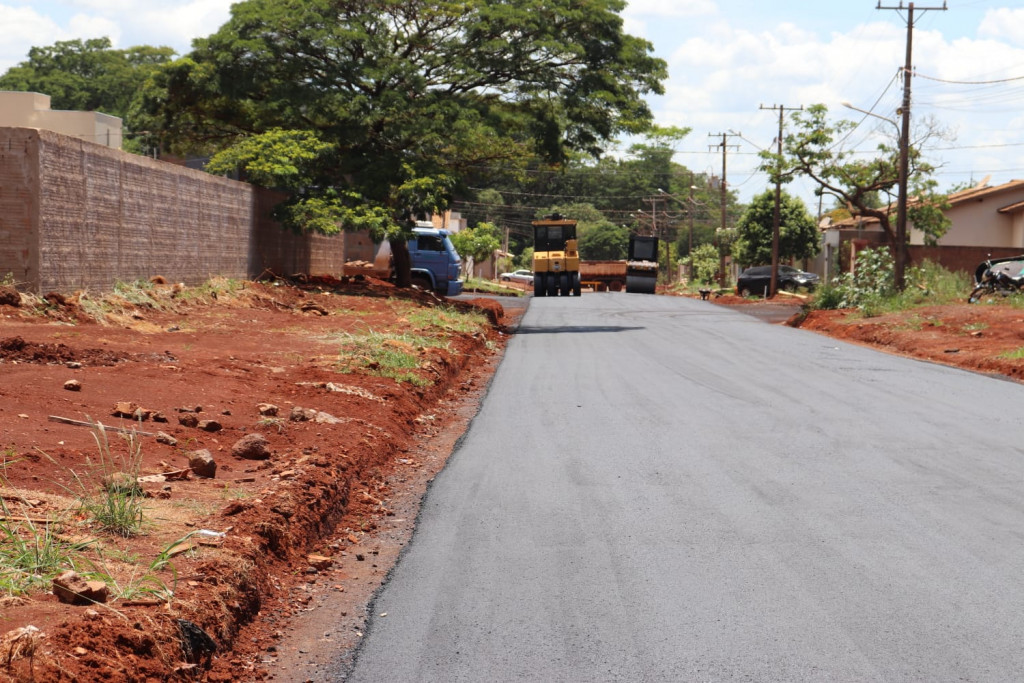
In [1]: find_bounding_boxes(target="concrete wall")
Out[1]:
[0,128,39,287]
[0,127,345,293]
[0,91,123,149]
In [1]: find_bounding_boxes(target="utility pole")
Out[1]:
[759,104,802,297]
[877,1,947,290]
[709,132,740,287]
[689,174,695,284]
[644,195,667,280]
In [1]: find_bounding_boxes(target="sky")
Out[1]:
[3,0,1024,210]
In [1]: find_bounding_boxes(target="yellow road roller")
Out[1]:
[532,215,582,297]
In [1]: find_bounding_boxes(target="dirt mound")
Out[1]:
[0,286,20,307]
[0,336,138,366]
[794,303,1024,382]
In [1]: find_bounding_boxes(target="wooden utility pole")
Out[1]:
[709,132,740,287]
[759,104,802,297]
[876,1,947,290]
[688,175,695,283]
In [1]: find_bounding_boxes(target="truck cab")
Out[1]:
[408,225,463,296]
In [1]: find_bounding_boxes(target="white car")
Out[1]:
[500,269,534,285]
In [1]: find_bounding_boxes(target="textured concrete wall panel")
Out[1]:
[0,128,39,288]
[252,188,345,277]
[37,131,93,290]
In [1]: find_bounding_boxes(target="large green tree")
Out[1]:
[0,37,174,126]
[733,189,819,267]
[450,221,501,278]
[578,221,628,260]
[137,0,665,284]
[763,104,950,286]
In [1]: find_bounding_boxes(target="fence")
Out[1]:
[0,127,344,293]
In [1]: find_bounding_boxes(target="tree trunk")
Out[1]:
[390,237,412,288]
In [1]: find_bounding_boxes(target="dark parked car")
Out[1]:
[736,265,820,297]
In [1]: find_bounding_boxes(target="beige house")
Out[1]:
[910,179,1024,248]
[0,91,122,149]
[817,179,1024,278]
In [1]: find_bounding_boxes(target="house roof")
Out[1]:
[997,199,1024,215]
[948,178,1024,206]
[821,178,1024,230]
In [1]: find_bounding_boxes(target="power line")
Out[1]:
[909,70,1024,85]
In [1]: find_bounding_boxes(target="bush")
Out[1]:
[813,249,971,313]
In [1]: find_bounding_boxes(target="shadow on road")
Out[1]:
[515,325,645,334]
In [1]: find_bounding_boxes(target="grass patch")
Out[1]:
[41,423,149,538]
[998,347,1024,360]
[0,516,89,596]
[113,279,160,306]
[406,305,489,334]
[257,417,286,433]
[465,277,523,296]
[220,484,252,500]
[1,448,88,595]
[84,533,193,602]
[335,331,439,387]
[327,301,485,386]
[172,276,245,304]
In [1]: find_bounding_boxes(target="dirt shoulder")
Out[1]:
[0,277,518,682]
[791,301,1024,383]
[706,292,1024,384]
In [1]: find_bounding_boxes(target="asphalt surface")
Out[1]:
[344,292,1024,681]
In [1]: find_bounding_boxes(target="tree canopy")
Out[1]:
[450,221,501,277]
[733,189,819,267]
[0,37,175,120]
[763,104,950,254]
[578,221,629,260]
[137,0,667,249]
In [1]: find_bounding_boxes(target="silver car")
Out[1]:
[500,269,534,285]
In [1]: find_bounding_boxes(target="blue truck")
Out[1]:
[344,224,464,296]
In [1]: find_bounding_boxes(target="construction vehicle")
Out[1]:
[579,260,627,292]
[532,215,582,297]
[343,223,463,296]
[625,235,659,294]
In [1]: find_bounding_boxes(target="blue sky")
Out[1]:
[3,1,1024,208]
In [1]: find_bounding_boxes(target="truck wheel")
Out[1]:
[411,274,432,292]
[558,273,569,296]
[547,274,558,297]
[534,274,546,297]
[572,273,582,296]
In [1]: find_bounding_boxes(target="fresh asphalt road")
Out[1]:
[345,293,1024,682]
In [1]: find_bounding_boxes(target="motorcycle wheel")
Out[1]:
[968,285,1011,304]
[968,285,990,304]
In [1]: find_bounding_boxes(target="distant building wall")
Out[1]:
[0,127,345,293]
[0,91,123,149]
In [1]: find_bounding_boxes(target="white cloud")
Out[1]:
[624,0,717,19]
[0,5,65,68]
[67,12,121,45]
[114,0,237,51]
[978,8,1024,46]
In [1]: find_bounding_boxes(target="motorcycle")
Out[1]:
[968,255,1024,303]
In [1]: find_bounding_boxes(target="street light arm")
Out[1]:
[840,100,900,134]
